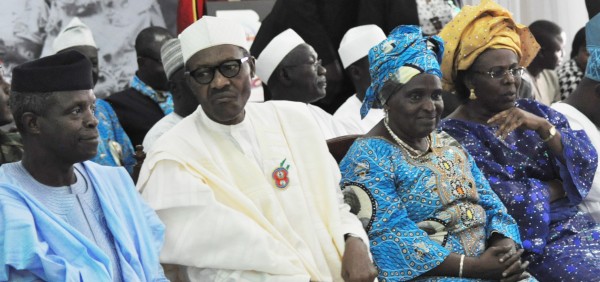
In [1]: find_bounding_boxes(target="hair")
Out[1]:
[571,27,587,59]
[379,79,404,107]
[529,20,563,42]
[135,26,173,57]
[453,70,471,103]
[10,90,57,133]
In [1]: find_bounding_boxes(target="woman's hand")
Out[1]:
[487,107,549,140]
[545,179,567,202]
[466,245,528,281]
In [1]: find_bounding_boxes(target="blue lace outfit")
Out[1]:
[339,131,521,281]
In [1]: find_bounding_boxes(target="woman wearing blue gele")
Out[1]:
[339,24,533,282]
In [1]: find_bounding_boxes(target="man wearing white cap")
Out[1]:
[256,28,362,138]
[334,25,387,133]
[142,38,198,152]
[137,16,376,282]
[53,17,136,175]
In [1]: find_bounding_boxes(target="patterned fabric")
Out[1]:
[556,59,583,100]
[586,13,600,82]
[415,0,460,35]
[130,75,173,115]
[339,131,521,281]
[91,99,135,174]
[440,99,600,281]
[361,25,444,118]
[438,0,539,92]
[0,130,23,165]
[586,49,600,83]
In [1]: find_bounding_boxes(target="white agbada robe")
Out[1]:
[307,104,362,138]
[552,102,600,222]
[137,100,368,282]
[334,94,384,133]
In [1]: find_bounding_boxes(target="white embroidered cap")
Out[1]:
[53,17,97,53]
[255,29,305,84]
[338,25,386,69]
[179,16,248,64]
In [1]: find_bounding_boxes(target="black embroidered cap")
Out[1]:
[11,50,93,92]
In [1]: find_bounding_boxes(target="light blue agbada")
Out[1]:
[0,161,167,281]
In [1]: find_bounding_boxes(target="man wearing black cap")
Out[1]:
[0,51,167,281]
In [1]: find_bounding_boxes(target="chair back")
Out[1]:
[327,134,362,163]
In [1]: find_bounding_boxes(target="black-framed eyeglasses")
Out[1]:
[186,57,249,84]
[472,67,525,79]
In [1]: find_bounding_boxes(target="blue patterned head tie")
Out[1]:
[586,13,600,82]
[360,25,444,118]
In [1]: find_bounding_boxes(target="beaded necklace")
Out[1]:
[383,118,431,158]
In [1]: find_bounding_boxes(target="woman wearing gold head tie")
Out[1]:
[339,25,532,282]
[439,0,600,280]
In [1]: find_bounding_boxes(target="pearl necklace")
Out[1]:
[383,118,431,158]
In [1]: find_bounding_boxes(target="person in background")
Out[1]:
[0,74,23,165]
[53,17,136,174]
[0,50,167,281]
[334,25,386,133]
[556,27,588,99]
[552,14,600,222]
[255,28,362,138]
[339,24,531,282]
[251,0,360,114]
[138,16,376,281]
[357,0,461,35]
[522,20,565,105]
[106,27,174,147]
[439,0,600,280]
[143,38,198,152]
[7,0,165,97]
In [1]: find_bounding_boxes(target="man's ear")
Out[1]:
[167,80,179,98]
[276,68,294,86]
[248,56,256,78]
[348,65,361,81]
[21,112,41,135]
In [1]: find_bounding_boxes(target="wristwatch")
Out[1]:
[542,125,557,142]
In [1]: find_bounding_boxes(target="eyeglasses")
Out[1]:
[186,57,249,84]
[472,67,525,79]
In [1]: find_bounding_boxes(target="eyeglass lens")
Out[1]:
[190,58,247,84]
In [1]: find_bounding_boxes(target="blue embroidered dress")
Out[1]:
[339,131,521,281]
[91,99,135,174]
[440,99,600,281]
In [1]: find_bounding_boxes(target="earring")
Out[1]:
[469,88,477,100]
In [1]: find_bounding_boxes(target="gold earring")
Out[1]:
[469,88,477,100]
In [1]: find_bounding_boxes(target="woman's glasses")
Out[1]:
[472,67,525,79]
[186,57,249,84]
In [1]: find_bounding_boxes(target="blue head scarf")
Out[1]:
[360,25,444,118]
[586,13,600,82]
